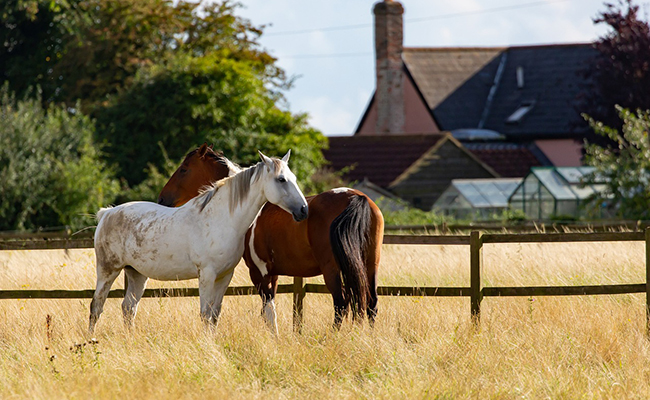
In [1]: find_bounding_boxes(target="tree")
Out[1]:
[580,0,650,130]
[94,52,326,188]
[0,84,120,231]
[0,0,69,102]
[1,0,286,110]
[1,0,327,216]
[583,106,650,219]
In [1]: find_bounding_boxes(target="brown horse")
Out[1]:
[158,144,384,332]
[156,143,240,207]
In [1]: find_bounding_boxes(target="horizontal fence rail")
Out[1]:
[385,220,650,233]
[1,229,649,334]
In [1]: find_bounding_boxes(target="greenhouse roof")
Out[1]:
[517,167,606,201]
[449,178,522,208]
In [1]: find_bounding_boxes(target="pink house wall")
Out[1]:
[534,139,583,167]
[357,75,439,135]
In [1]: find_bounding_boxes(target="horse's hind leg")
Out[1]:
[122,266,149,328]
[89,264,122,334]
[367,272,378,326]
[366,226,382,327]
[322,263,348,330]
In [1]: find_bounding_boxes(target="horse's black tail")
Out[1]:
[330,194,372,321]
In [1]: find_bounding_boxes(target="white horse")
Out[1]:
[89,151,308,333]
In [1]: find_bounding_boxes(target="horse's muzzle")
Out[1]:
[292,204,308,222]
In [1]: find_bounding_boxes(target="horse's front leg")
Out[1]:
[198,266,235,326]
[261,275,280,335]
[250,266,279,335]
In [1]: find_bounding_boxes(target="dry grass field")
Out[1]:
[1,240,650,399]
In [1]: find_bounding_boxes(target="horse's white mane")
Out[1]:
[223,157,242,175]
[195,159,282,213]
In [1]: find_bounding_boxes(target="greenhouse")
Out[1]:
[433,178,522,219]
[508,167,608,220]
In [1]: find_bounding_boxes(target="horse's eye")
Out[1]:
[180,168,188,174]
[277,176,286,183]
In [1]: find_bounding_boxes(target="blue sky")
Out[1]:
[236,0,616,136]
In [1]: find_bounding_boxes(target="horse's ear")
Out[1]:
[282,149,291,163]
[199,143,208,157]
[258,150,272,168]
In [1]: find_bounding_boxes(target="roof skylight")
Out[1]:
[506,101,535,124]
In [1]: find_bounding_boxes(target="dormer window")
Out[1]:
[506,101,535,124]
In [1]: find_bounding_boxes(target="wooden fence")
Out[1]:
[385,220,650,233]
[1,230,649,334]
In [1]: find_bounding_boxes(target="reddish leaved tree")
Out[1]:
[580,0,650,131]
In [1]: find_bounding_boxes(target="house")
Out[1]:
[433,178,523,219]
[323,0,597,210]
[324,133,498,210]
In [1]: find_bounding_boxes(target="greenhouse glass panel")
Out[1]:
[475,182,507,207]
[494,180,522,197]
[556,167,591,184]
[533,168,576,200]
[449,195,472,210]
[511,200,523,212]
[540,186,555,218]
[434,189,462,208]
[523,175,540,200]
[556,200,578,217]
[556,167,597,184]
[568,183,596,199]
[455,182,491,207]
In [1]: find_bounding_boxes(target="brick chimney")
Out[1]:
[373,0,404,134]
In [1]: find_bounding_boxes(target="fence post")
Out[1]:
[645,228,650,338]
[293,276,305,333]
[470,230,484,323]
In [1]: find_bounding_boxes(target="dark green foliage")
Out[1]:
[94,53,326,188]
[0,0,68,102]
[1,0,285,108]
[0,0,327,229]
[584,107,650,219]
[0,85,120,230]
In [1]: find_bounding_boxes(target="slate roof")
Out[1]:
[400,43,597,139]
[482,44,596,138]
[403,47,503,129]
[324,134,445,187]
[464,142,550,178]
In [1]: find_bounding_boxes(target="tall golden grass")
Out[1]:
[1,241,650,399]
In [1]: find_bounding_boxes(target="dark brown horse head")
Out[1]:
[158,143,240,207]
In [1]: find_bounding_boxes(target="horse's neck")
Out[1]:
[204,176,267,236]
